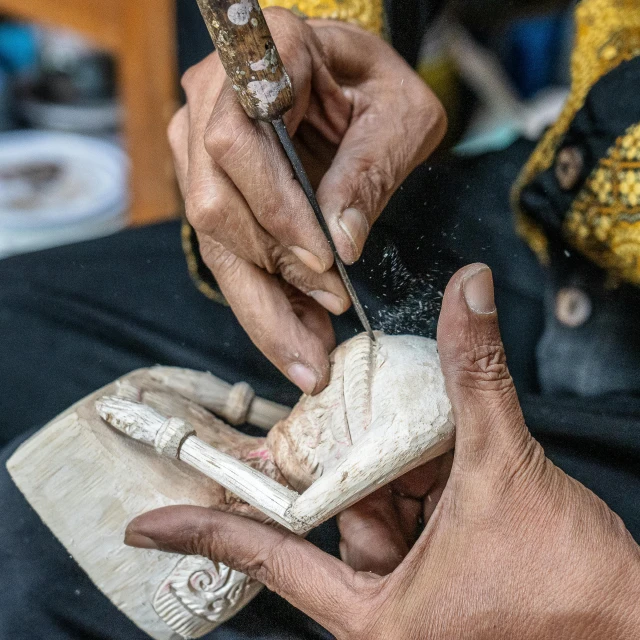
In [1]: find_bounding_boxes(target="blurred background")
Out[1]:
[0,0,574,260]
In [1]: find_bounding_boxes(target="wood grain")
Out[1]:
[195,0,294,121]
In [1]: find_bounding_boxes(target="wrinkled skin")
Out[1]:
[169,8,446,395]
[127,265,640,639]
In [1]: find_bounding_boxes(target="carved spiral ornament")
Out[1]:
[153,555,262,638]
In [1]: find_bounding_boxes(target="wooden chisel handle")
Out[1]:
[194,0,294,121]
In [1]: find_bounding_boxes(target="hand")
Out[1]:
[169,8,446,395]
[126,264,640,639]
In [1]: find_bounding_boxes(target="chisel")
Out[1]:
[194,0,376,341]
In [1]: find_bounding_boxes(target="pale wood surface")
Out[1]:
[0,0,180,225]
[7,369,276,639]
[97,335,455,535]
[7,334,456,637]
[150,367,291,429]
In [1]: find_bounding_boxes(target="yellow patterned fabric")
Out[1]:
[181,220,228,304]
[259,0,384,35]
[512,0,640,276]
[565,123,640,284]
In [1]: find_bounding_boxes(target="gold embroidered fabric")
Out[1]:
[259,0,384,35]
[565,123,640,284]
[181,220,228,305]
[512,0,640,272]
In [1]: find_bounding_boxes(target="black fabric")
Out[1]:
[520,393,640,538]
[1,141,639,640]
[0,223,300,445]
[535,252,640,396]
[384,0,444,67]
[177,0,214,75]
[515,55,640,397]
[518,56,640,236]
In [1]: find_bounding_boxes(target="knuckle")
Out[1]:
[191,528,216,558]
[456,343,513,392]
[432,99,448,135]
[351,155,396,213]
[180,54,214,95]
[263,7,313,80]
[263,6,306,45]
[417,98,447,153]
[364,160,396,197]
[185,191,219,233]
[259,243,285,275]
[276,251,306,283]
[200,240,239,280]
[180,64,199,94]
[204,118,252,166]
[245,535,290,588]
[245,234,282,274]
[263,5,298,20]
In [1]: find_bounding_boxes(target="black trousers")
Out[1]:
[1,141,639,639]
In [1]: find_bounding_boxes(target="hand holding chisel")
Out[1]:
[194,0,375,339]
[173,4,445,392]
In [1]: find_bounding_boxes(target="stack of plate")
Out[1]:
[0,131,128,258]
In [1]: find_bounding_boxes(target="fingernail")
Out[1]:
[287,363,318,395]
[308,290,345,315]
[124,531,160,550]
[290,246,326,274]
[338,208,369,263]
[463,267,496,314]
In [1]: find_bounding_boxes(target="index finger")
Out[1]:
[200,236,334,394]
[204,82,335,273]
[126,506,373,637]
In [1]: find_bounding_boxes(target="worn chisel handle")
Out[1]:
[195,0,294,121]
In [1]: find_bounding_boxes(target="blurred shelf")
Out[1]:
[0,0,181,225]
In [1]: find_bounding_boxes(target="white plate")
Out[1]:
[0,130,128,230]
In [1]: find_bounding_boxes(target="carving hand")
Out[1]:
[170,7,446,395]
[125,264,640,639]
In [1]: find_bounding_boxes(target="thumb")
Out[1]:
[312,29,446,265]
[125,506,367,636]
[317,101,446,265]
[315,114,388,265]
[436,264,529,473]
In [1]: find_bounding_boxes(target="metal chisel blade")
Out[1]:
[272,118,376,342]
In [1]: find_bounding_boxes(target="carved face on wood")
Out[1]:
[267,333,454,493]
[11,332,455,640]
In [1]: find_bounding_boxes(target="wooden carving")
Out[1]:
[153,555,263,638]
[7,332,455,639]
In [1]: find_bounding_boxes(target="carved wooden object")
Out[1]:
[7,333,455,639]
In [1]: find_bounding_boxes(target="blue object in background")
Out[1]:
[0,67,10,130]
[502,13,572,99]
[0,23,38,73]
[0,22,38,130]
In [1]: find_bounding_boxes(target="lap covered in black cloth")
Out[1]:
[0,221,339,640]
[0,141,638,639]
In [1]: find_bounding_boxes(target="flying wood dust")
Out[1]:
[374,243,443,337]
